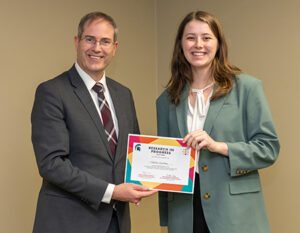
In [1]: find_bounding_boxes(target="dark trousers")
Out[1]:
[107,210,120,233]
[193,173,210,233]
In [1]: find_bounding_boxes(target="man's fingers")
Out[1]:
[134,199,141,206]
[138,189,157,198]
[133,184,155,191]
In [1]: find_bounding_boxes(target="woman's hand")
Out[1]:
[183,130,229,156]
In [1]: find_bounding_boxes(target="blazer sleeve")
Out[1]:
[227,80,280,177]
[31,81,107,210]
[156,92,169,226]
[156,91,169,137]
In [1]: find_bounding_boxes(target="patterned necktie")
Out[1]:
[93,83,118,157]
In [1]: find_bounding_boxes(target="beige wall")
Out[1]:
[0,0,299,233]
[156,1,300,233]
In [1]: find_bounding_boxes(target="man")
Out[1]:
[31,12,156,233]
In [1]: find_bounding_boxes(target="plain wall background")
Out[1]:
[0,0,298,232]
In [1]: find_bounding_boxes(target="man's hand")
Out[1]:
[112,183,157,206]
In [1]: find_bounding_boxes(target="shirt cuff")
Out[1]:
[101,183,115,204]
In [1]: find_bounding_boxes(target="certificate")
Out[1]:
[124,134,196,193]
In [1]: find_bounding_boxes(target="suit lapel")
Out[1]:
[176,85,189,137]
[176,83,227,137]
[106,78,126,163]
[68,66,113,160]
[203,91,226,134]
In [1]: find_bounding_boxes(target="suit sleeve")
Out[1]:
[156,93,169,226]
[31,82,107,210]
[227,80,280,177]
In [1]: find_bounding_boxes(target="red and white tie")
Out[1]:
[93,83,117,157]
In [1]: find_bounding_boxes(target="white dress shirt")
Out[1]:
[187,83,214,173]
[75,63,116,204]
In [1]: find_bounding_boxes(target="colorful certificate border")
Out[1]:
[124,134,196,194]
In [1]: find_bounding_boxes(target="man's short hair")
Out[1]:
[77,11,118,42]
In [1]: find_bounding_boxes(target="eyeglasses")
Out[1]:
[81,36,114,47]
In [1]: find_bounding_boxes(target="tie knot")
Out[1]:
[93,82,104,93]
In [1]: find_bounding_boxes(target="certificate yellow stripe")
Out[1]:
[151,138,182,147]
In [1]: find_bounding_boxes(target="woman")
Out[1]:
[156,11,280,233]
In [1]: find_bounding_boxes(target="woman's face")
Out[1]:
[181,20,218,71]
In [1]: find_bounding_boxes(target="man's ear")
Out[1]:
[114,41,119,49]
[74,36,79,49]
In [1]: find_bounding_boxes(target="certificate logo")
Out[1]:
[182,148,189,156]
[134,144,141,152]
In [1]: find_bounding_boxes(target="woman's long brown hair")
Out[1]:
[167,11,241,106]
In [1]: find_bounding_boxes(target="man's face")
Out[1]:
[74,18,118,81]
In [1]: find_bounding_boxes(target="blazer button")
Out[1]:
[203,192,211,199]
[202,165,208,172]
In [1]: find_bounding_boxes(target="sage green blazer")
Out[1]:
[156,74,280,233]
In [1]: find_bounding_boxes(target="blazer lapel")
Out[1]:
[68,66,113,159]
[176,85,189,137]
[203,92,226,134]
[106,78,126,163]
[176,83,227,136]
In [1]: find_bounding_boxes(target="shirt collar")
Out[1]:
[75,62,108,91]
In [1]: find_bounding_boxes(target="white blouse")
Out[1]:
[187,83,214,173]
